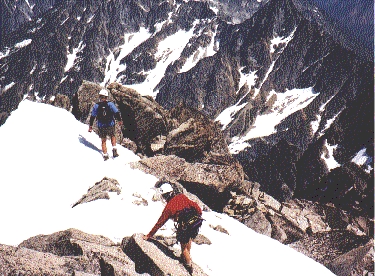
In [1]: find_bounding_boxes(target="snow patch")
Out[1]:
[60,76,68,84]
[138,3,148,12]
[60,17,69,25]
[29,64,37,75]
[318,110,343,138]
[25,0,31,8]
[102,27,152,87]
[321,139,340,171]
[154,12,173,33]
[65,41,86,72]
[180,24,218,73]
[310,114,321,135]
[122,22,199,97]
[270,27,296,54]
[229,87,318,153]
[352,148,373,173]
[2,82,15,93]
[215,69,257,131]
[319,95,335,112]
[229,137,251,154]
[210,5,219,14]
[238,68,257,93]
[310,95,338,136]
[27,27,37,33]
[15,39,32,48]
[0,49,10,60]
[87,14,95,23]
[216,102,247,130]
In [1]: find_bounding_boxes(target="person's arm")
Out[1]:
[145,206,171,240]
[88,104,98,132]
[109,102,123,125]
[89,116,95,127]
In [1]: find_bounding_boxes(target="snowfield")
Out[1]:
[0,100,335,276]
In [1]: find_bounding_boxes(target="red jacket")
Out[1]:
[148,194,202,237]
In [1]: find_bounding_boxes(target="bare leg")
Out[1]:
[111,135,116,147]
[101,138,107,154]
[181,239,192,265]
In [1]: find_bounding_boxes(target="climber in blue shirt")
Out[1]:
[88,89,123,160]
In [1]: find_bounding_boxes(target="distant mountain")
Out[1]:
[308,0,373,61]
[1,0,64,36]
[0,0,372,220]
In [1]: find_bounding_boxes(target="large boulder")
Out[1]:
[71,80,112,123]
[107,82,175,155]
[131,155,244,211]
[50,93,71,111]
[222,189,304,244]
[5,228,143,276]
[222,181,372,248]
[326,240,374,276]
[122,233,208,276]
[0,243,76,276]
[289,231,372,276]
[72,177,121,208]
[165,103,233,165]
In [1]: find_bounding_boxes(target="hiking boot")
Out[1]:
[183,263,193,275]
[103,154,109,161]
[112,148,119,158]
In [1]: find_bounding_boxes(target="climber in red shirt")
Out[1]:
[143,182,203,275]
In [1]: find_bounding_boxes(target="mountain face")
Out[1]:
[1,0,64,36]
[0,0,373,221]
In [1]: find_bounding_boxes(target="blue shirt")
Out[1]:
[91,101,119,128]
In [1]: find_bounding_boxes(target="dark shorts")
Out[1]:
[176,226,200,244]
[98,126,115,139]
[175,208,203,244]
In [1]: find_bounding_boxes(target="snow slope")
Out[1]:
[0,100,334,276]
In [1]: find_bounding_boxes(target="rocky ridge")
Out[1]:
[2,81,371,275]
[0,0,373,274]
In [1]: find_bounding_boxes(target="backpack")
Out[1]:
[175,207,204,232]
[96,101,113,123]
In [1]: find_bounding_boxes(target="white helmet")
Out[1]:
[99,89,109,97]
[159,183,173,194]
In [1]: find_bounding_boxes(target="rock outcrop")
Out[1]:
[1,228,142,276]
[0,229,210,276]
[72,177,121,208]
[131,155,244,211]
[289,233,373,276]
[71,81,111,123]
[50,94,71,111]
[107,82,175,155]
[122,233,209,276]
[166,103,234,165]
[223,181,374,248]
